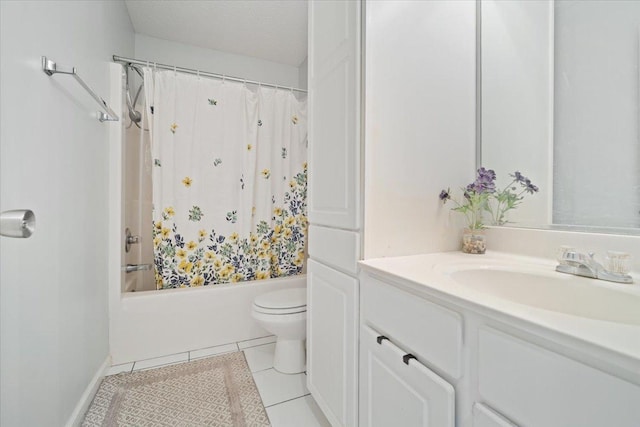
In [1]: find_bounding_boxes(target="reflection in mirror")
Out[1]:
[480,0,640,234]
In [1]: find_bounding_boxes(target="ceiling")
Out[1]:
[125,0,308,67]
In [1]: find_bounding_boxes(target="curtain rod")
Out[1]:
[112,55,308,94]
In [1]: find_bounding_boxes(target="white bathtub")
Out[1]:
[109,275,306,364]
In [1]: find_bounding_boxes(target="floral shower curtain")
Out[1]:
[143,69,307,289]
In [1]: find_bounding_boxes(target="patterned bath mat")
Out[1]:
[82,351,270,427]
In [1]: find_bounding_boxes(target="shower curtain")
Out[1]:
[143,69,307,289]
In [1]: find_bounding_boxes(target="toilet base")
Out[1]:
[273,338,306,374]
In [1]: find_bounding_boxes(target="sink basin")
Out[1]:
[444,265,640,325]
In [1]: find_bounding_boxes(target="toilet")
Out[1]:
[251,287,307,374]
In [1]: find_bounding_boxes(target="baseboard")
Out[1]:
[65,355,111,427]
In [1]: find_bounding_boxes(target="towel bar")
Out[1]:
[42,56,119,122]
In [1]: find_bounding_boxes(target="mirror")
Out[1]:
[480,0,640,235]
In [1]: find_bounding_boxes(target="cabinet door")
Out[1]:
[308,0,361,230]
[360,325,455,427]
[478,327,640,427]
[307,260,359,426]
[473,403,518,427]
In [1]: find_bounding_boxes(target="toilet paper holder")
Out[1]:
[0,210,36,238]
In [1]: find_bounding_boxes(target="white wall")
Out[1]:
[298,56,308,90]
[481,0,553,226]
[364,0,477,259]
[553,0,640,229]
[0,1,134,426]
[134,34,302,88]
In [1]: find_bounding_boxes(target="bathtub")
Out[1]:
[109,275,306,364]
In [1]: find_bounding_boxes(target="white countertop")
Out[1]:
[359,251,640,376]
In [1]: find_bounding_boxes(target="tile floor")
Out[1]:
[106,336,330,427]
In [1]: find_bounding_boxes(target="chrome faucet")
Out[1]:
[556,250,633,284]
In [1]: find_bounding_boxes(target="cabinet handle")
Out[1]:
[376,335,389,345]
[402,353,417,365]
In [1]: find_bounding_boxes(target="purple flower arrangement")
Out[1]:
[440,168,538,229]
[487,170,539,226]
[439,167,496,230]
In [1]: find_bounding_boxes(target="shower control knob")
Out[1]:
[125,228,140,252]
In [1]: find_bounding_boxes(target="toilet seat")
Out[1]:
[253,288,307,315]
[253,305,306,315]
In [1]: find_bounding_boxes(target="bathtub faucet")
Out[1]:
[124,263,153,273]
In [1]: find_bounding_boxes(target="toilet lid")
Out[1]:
[254,288,307,310]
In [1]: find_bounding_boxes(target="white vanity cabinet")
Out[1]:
[472,403,517,427]
[477,328,640,427]
[360,273,460,427]
[359,267,640,427]
[359,325,455,427]
[360,274,463,379]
